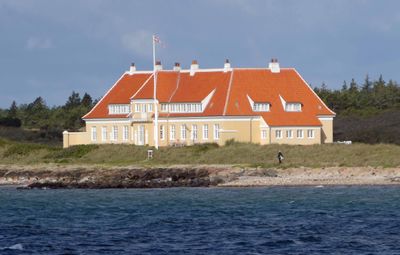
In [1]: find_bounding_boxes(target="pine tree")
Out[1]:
[7,101,18,118]
[81,93,93,108]
[65,91,81,109]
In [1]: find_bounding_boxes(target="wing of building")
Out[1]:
[63,59,335,148]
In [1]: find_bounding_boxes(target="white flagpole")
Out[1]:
[153,35,159,149]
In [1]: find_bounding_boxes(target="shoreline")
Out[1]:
[1,164,400,189]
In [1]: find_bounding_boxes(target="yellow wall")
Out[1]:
[319,118,333,143]
[64,117,333,148]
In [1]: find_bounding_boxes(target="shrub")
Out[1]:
[0,117,22,127]
[224,139,236,146]
[3,143,47,157]
[48,144,98,159]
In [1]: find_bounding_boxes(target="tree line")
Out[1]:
[0,92,97,140]
[313,75,400,116]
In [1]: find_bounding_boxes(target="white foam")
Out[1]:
[3,244,24,250]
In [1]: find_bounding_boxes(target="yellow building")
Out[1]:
[63,59,335,148]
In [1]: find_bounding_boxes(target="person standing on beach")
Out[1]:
[277,151,284,164]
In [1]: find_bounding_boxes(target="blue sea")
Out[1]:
[1,186,400,255]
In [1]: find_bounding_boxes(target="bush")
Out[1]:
[193,143,219,153]
[0,117,22,127]
[224,139,236,146]
[48,144,98,159]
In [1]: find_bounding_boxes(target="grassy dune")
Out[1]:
[0,138,399,168]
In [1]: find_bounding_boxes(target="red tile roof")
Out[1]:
[83,68,335,126]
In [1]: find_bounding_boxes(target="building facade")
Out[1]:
[63,59,335,148]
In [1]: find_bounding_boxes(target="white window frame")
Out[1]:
[307,129,315,139]
[297,129,304,139]
[108,104,130,115]
[203,124,208,140]
[91,126,97,142]
[276,130,282,139]
[101,127,107,141]
[170,125,176,140]
[192,124,198,141]
[161,104,167,112]
[285,103,302,112]
[123,125,129,141]
[213,124,220,140]
[253,103,270,112]
[261,130,267,140]
[111,126,118,141]
[181,124,186,140]
[286,130,293,139]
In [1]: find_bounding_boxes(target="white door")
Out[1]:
[138,125,145,145]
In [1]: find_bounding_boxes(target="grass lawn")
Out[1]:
[0,138,399,168]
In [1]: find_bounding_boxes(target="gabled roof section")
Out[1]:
[224,68,334,126]
[83,73,152,119]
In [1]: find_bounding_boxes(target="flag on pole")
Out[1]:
[153,35,166,48]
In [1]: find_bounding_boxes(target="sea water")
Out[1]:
[0,186,400,254]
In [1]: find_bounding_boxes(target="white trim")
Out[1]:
[279,95,286,110]
[219,129,237,133]
[83,73,127,119]
[318,117,334,121]
[201,89,216,111]
[293,68,336,116]
[131,99,159,103]
[271,126,320,129]
[157,116,261,123]
[86,119,131,124]
[130,74,155,99]
[223,70,234,115]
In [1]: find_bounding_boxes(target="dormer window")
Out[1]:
[108,104,130,115]
[253,103,270,112]
[285,103,302,112]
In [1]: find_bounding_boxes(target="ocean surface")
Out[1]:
[0,186,400,255]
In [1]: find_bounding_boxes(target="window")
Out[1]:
[192,125,198,140]
[101,127,107,141]
[160,125,165,140]
[203,124,208,140]
[135,104,140,112]
[91,127,97,141]
[170,125,176,140]
[165,103,203,113]
[214,124,220,140]
[285,103,302,112]
[297,129,304,139]
[181,124,187,140]
[276,130,282,139]
[307,129,315,139]
[111,126,118,141]
[148,104,153,112]
[286,130,293,139]
[141,104,147,113]
[261,130,267,139]
[123,126,129,141]
[108,104,130,115]
[253,103,270,112]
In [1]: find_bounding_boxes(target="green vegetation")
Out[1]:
[314,75,400,144]
[0,91,96,144]
[0,139,399,168]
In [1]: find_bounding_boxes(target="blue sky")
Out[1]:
[1,0,400,108]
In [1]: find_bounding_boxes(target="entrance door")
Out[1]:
[138,125,145,145]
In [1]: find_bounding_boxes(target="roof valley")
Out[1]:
[223,70,235,116]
